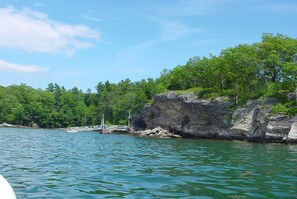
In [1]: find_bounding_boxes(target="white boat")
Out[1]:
[0,175,17,199]
[66,129,78,133]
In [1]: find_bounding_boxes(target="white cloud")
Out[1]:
[82,14,102,22]
[0,59,49,73]
[114,19,202,68]
[158,20,202,41]
[0,7,100,56]
[115,40,154,67]
[82,10,101,22]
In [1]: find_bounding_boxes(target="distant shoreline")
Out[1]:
[0,123,26,128]
[0,123,42,129]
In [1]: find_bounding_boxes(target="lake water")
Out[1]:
[0,128,297,198]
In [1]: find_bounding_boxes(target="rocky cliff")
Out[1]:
[133,92,297,143]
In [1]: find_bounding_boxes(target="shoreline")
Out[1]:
[2,122,296,144]
[129,127,297,144]
[0,123,36,129]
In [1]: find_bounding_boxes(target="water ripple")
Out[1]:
[1,128,297,198]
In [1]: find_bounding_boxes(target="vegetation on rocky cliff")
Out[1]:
[0,33,296,128]
[158,33,297,114]
[159,34,297,102]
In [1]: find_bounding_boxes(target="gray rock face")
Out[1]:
[265,115,292,141]
[229,100,263,140]
[133,92,297,143]
[229,98,287,142]
[284,121,297,143]
[133,92,233,138]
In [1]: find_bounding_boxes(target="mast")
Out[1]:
[128,110,131,128]
[101,113,105,131]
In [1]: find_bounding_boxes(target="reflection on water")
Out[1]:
[0,128,297,198]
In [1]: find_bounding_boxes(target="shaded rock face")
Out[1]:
[133,92,233,138]
[133,92,297,143]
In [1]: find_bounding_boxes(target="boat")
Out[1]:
[0,175,17,199]
[66,128,78,133]
[66,130,78,133]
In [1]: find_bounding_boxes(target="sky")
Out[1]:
[0,0,296,92]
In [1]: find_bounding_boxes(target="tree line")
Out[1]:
[0,33,296,128]
[0,78,163,128]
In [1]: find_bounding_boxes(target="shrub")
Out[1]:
[271,102,297,116]
[271,104,289,115]
[203,93,221,100]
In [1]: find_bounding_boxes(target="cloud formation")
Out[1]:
[158,20,202,41]
[82,10,102,22]
[0,59,49,73]
[0,7,100,56]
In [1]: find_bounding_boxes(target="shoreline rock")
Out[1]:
[130,126,182,138]
[133,92,297,144]
[0,123,40,129]
[0,123,24,128]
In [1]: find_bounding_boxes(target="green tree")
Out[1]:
[259,33,297,88]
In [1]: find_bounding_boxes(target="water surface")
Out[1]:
[0,128,297,198]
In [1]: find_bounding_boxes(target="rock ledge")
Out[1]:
[131,127,182,138]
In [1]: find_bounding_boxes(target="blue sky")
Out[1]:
[0,0,296,92]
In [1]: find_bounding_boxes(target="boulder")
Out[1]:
[131,126,182,138]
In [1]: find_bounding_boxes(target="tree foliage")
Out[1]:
[159,34,297,104]
[0,78,160,128]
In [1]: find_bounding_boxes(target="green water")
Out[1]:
[0,128,296,198]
